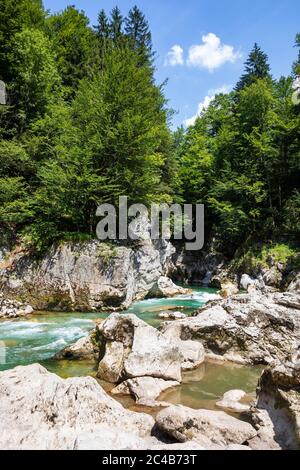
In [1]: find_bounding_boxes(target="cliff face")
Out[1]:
[0,238,180,312]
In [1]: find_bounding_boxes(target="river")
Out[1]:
[0,286,262,411]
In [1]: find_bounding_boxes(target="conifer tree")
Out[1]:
[110,7,123,43]
[125,5,153,63]
[236,43,271,91]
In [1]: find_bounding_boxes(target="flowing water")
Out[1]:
[0,286,262,411]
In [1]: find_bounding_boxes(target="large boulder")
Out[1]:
[147,276,190,298]
[162,321,205,370]
[54,334,98,361]
[0,364,155,450]
[97,341,125,383]
[161,291,300,365]
[250,349,300,450]
[155,405,256,447]
[0,237,177,312]
[97,313,183,383]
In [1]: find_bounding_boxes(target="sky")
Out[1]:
[43,0,300,128]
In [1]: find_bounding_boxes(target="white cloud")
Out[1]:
[165,45,184,66]
[184,85,231,127]
[187,33,241,71]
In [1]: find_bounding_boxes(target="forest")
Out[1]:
[0,0,299,260]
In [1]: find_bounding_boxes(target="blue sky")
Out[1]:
[44,0,300,128]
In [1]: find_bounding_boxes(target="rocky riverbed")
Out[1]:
[0,235,299,450]
[1,277,299,450]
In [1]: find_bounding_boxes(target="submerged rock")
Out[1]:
[0,364,155,450]
[54,335,98,361]
[155,405,256,447]
[216,389,251,413]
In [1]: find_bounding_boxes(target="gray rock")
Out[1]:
[158,311,187,320]
[219,281,239,298]
[54,335,98,361]
[248,409,282,450]
[251,349,300,450]
[155,405,256,447]
[262,267,283,288]
[171,249,227,286]
[0,237,177,311]
[147,276,190,298]
[97,313,182,383]
[0,364,155,450]
[98,341,125,383]
[216,390,251,413]
[0,294,34,319]
[161,291,300,365]
[288,273,300,292]
[162,322,205,370]
[240,274,266,293]
[111,376,180,406]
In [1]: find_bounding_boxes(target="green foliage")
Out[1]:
[0,2,298,259]
[0,0,45,82]
[176,40,300,255]
[9,28,61,130]
[293,33,300,75]
[45,6,96,94]
[230,243,300,274]
[96,243,118,266]
[0,140,33,177]
[0,177,32,227]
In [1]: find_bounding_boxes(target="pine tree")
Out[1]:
[236,43,271,91]
[125,6,153,63]
[110,7,123,43]
[95,9,111,65]
[96,9,110,40]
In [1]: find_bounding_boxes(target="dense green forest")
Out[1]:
[0,0,299,259]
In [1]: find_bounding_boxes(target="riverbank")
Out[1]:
[0,278,299,449]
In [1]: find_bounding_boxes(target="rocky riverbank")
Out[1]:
[44,278,300,450]
[0,239,188,312]
[0,293,33,319]
[0,234,299,450]
[1,349,299,450]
